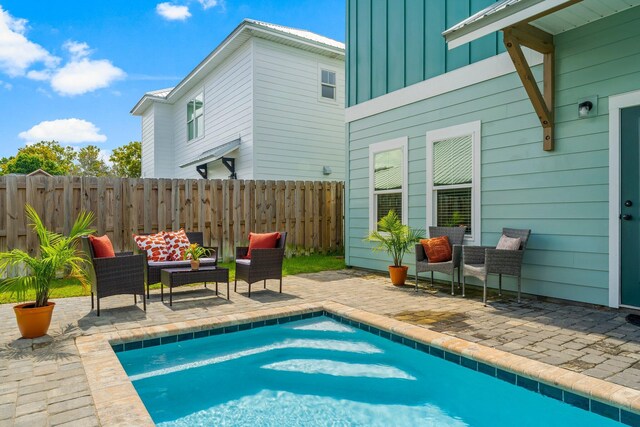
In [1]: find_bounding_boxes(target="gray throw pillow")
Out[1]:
[496,235,521,250]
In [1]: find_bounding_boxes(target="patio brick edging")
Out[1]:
[75,301,640,426]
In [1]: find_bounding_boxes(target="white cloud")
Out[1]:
[156,3,191,20]
[26,69,51,81]
[51,57,125,96]
[197,0,219,9]
[0,6,60,76]
[0,8,125,96]
[18,119,107,144]
[62,40,91,60]
[0,80,11,90]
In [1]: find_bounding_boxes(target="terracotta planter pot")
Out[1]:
[13,302,55,339]
[388,265,409,286]
[191,260,200,270]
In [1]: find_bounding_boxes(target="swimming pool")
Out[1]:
[116,314,623,426]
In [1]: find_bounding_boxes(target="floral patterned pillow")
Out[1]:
[163,229,191,261]
[133,232,169,262]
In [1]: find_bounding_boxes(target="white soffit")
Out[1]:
[444,0,640,49]
[532,0,640,34]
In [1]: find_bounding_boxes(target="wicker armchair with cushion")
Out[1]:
[235,232,287,297]
[415,226,466,295]
[82,237,146,316]
[462,228,531,305]
[138,231,218,298]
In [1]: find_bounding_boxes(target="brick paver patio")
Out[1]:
[1,269,640,425]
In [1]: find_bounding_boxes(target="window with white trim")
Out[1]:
[426,122,481,245]
[187,92,204,141]
[320,69,336,100]
[369,138,408,231]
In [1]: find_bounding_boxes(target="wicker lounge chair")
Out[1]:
[415,226,466,295]
[139,232,218,298]
[82,237,146,316]
[234,232,287,297]
[462,228,531,305]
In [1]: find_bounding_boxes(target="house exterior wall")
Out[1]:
[346,0,504,107]
[141,104,173,178]
[346,7,640,306]
[169,39,255,180]
[252,38,346,181]
[141,108,154,178]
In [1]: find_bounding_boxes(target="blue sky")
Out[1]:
[0,0,345,160]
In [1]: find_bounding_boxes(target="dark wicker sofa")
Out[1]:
[82,237,146,316]
[138,232,218,298]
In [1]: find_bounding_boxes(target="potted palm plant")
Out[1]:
[183,243,210,270]
[366,210,423,286]
[0,205,94,338]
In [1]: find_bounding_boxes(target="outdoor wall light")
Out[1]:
[323,166,332,175]
[578,100,593,118]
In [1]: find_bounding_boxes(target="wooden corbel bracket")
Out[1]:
[503,24,555,151]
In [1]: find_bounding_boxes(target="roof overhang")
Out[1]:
[131,19,345,116]
[443,0,574,49]
[179,138,241,168]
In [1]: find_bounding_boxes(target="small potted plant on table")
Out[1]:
[183,243,210,270]
[366,210,423,286]
[0,205,94,338]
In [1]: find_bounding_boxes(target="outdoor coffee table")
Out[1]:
[160,266,230,306]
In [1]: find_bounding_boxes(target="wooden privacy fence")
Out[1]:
[0,176,344,260]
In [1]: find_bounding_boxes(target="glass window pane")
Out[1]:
[195,115,204,138]
[436,187,472,234]
[433,135,472,186]
[377,192,402,227]
[321,70,336,85]
[187,101,194,122]
[321,84,335,99]
[374,149,402,191]
[188,121,194,141]
[194,99,203,116]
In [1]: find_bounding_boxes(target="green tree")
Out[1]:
[77,145,111,177]
[1,141,77,175]
[110,141,141,178]
[3,153,67,175]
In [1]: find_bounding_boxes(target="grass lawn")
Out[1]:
[0,253,345,304]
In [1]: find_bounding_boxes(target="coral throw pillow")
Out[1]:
[164,229,191,261]
[246,232,281,259]
[89,235,115,258]
[420,236,452,263]
[133,232,169,262]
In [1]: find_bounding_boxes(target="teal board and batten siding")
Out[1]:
[347,7,640,305]
[346,0,505,107]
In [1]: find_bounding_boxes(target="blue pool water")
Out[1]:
[117,316,620,426]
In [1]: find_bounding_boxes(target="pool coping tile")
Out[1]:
[77,301,640,426]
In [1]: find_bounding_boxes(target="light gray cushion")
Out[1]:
[236,259,251,266]
[496,235,521,251]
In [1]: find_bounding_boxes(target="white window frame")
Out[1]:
[369,137,409,231]
[187,90,204,142]
[426,121,481,246]
[318,65,338,103]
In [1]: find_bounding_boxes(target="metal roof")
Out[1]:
[179,138,241,168]
[132,19,344,115]
[245,19,345,50]
[444,0,640,48]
